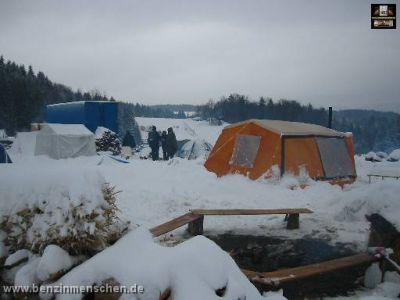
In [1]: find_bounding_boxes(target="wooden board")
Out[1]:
[150,213,202,237]
[190,208,313,216]
[242,253,377,288]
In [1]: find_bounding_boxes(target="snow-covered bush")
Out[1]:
[95,127,121,155]
[0,165,129,256]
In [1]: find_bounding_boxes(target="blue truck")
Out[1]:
[46,101,141,142]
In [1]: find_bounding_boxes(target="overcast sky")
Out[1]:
[0,0,399,112]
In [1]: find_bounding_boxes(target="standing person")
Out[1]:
[160,131,167,160]
[166,127,178,159]
[147,126,160,161]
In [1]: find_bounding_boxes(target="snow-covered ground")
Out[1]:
[1,117,400,299]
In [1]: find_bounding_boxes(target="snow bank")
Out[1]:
[44,228,272,300]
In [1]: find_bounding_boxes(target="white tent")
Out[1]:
[178,139,212,160]
[35,124,96,159]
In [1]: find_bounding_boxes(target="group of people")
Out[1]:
[147,126,178,161]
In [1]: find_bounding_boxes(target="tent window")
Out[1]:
[230,134,261,168]
[316,137,355,178]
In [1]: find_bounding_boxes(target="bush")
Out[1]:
[0,183,129,256]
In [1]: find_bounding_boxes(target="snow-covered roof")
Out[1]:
[225,119,345,137]
[40,123,93,136]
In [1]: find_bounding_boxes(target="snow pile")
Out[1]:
[36,245,74,281]
[44,228,275,300]
[388,149,400,162]
[3,245,80,287]
[0,161,128,255]
[334,180,400,231]
[178,139,212,160]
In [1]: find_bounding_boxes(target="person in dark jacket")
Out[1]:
[160,131,167,160]
[166,127,178,159]
[147,126,160,161]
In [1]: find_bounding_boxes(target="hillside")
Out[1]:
[334,109,400,154]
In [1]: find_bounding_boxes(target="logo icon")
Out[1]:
[371,4,396,29]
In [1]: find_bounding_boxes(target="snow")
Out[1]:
[0,159,111,253]
[4,249,31,267]
[1,117,400,299]
[8,131,38,158]
[364,263,382,289]
[365,152,382,162]
[43,228,266,300]
[36,245,74,281]
[14,256,41,286]
[41,123,93,136]
[388,149,400,161]
[95,126,115,139]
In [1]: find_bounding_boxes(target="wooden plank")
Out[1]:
[150,213,202,237]
[242,253,378,288]
[191,208,313,216]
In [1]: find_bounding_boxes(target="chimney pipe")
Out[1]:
[328,107,333,129]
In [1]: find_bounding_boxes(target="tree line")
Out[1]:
[0,56,177,135]
[196,94,400,154]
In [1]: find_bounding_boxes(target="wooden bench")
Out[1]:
[368,174,400,184]
[242,253,379,289]
[150,208,313,237]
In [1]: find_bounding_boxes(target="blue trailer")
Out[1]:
[47,101,119,134]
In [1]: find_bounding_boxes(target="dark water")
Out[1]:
[208,234,367,299]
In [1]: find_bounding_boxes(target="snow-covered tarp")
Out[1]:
[35,124,96,159]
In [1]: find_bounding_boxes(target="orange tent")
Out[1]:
[204,120,356,184]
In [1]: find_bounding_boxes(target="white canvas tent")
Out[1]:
[35,124,96,159]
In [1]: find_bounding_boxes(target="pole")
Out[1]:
[328,107,333,129]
